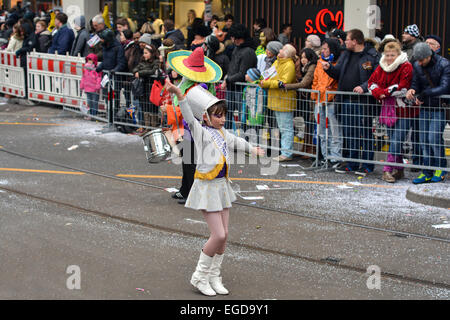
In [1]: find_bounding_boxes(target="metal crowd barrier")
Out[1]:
[0,51,26,97]
[1,52,449,175]
[324,91,450,173]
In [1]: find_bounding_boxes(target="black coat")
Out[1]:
[225,38,257,87]
[36,30,52,53]
[96,39,126,73]
[326,44,380,93]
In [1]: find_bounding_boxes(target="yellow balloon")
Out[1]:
[102,5,112,29]
[48,12,55,32]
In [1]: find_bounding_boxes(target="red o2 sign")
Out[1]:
[305,9,344,35]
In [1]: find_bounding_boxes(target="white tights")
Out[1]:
[201,208,229,257]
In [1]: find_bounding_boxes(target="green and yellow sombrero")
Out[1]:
[167,47,222,84]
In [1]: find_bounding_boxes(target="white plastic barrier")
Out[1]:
[0,51,26,98]
[27,51,106,114]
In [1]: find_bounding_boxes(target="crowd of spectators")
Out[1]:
[0,4,448,184]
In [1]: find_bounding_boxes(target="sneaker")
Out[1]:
[171,192,184,200]
[355,168,373,177]
[335,163,354,174]
[430,170,446,183]
[412,173,432,184]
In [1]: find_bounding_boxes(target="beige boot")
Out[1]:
[190,251,216,296]
[209,254,229,295]
[392,169,404,180]
[382,171,396,183]
[143,112,151,127]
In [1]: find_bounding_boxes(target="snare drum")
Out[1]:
[142,129,172,163]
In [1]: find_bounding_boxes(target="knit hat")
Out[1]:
[413,42,433,61]
[266,41,283,56]
[246,68,261,82]
[307,34,321,48]
[404,24,420,38]
[85,53,98,66]
[139,33,152,46]
[425,34,442,46]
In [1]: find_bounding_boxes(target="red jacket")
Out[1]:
[368,53,419,118]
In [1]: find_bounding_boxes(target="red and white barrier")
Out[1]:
[0,51,26,97]
[27,51,106,113]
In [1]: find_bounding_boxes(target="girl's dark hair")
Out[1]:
[207,100,227,117]
[300,48,318,65]
[142,44,158,61]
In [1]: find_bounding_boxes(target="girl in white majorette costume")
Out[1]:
[165,80,264,296]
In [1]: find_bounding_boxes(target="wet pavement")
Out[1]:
[0,102,449,300]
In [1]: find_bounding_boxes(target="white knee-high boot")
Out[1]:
[209,253,229,295]
[190,251,216,296]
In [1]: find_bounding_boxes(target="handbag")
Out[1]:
[379,96,397,128]
[131,78,144,97]
[150,80,163,106]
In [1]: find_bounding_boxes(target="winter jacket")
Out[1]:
[15,22,37,67]
[164,29,185,50]
[124,41,142,72]
[96,39,127,73]
[284,62,317,90]
[411,52,450,109]
[368,52,418,118]
[325,45,380,94]
[48,25,75,55]
[260,57,297,112]
[225,38,257,87]
[70,27,90,57]
[132,59,160,83]
[80,63,102,93]
[311,58,339,104]
[36,30,52,53]
[6,35,23,52]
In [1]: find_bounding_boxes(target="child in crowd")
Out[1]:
[165,81,264,297]
[80,53,102,119]
[132,44,161,129]
[6,23,23,52]
[243,68,266,133]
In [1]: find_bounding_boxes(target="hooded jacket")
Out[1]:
[80,54,102,93]
[225,38,257,87]
[70,17,90,57]
[95,37,126,73]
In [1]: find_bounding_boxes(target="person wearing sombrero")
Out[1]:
[166,47,222,206]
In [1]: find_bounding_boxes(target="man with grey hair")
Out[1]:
[92,14,105,33]
[406,42,450,184]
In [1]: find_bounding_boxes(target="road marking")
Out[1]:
[0,168,85,175]
[0,122,68,126]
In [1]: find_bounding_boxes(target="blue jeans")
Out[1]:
[340,101,374,170]
[419,109,447,176]
[132,98,143,125]
[388,118,413,156]
[86,92,99,116]
[315,103,342,161]
[274,111,294,158]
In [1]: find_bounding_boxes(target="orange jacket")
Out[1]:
[311,59,338,104]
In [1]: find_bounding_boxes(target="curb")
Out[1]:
[406,186,450,209]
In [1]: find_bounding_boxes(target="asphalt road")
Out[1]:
[0,102,449,302]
